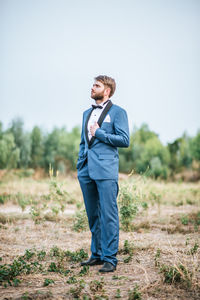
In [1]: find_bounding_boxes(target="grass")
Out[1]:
[0,172,199,299]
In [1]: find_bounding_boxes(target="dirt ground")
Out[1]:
[0,174,200,300]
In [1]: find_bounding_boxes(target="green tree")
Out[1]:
[168,133,192,174]
[43,126,81,173]
[56,126,80,171]
[167,139,180,173]
[140,136,170,178]
[0,122,3,139]
[30,126,44,168]
[119,132,135,173]
[8,118,31,168]
[9,118,24,149]
[133,123,158,144]
[178,133,192,168]
[0,133,20,168]
[190,131,200,162]
[43,128,61,171]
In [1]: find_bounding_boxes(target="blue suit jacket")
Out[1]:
[77,101,129,180]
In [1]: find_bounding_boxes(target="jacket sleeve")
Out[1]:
[77,113,85,159]
[95,108,129,148]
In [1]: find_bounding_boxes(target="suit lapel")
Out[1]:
[97,100,112,127]
[88,100,113,148]
[85,108,94,146]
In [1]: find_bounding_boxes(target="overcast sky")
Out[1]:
[0,0,199,145]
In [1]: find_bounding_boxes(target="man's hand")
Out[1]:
[90,121,100,136]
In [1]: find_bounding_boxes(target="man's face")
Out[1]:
[91,80,106,101]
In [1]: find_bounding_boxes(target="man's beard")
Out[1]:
[91,91,104,101]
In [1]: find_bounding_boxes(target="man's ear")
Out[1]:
[105,87,111,97]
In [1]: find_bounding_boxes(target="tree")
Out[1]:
[168,133,192,174]
[43,126,81,173]
[8,118,31,168]
[30,126,44,168]
[0,133,20,168]
[133,123,158,145]
[190,131,200,162]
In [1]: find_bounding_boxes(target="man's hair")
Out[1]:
[94,75,116,98]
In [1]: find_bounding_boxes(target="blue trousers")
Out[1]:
[78,165,119,266]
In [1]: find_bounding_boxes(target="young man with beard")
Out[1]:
[76,75,129,272]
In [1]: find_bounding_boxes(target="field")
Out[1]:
[0,170,200,300]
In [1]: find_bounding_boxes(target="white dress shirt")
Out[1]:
[87,101,109,141]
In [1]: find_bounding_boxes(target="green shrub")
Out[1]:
[43,278,54,286]
[128,285,142,300]
[119,186,139,231]
[73,209,88,232]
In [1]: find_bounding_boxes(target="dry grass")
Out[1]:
[0,173,199,299]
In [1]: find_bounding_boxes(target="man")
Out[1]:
[77,75,129,272]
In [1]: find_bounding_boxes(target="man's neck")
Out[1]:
[95,97,109,105]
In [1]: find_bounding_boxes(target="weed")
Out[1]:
[155,247,194,288]
[23,249,35,260]
[48,164,74,214]
[119,240,134,263]
[124,255,133,263]
[29,205,43,224]
[154,249,161,267]
[123,240,134,255]
[0,251,42,287]
[21,292,30,300]
[12,278,21,286]
[43,278,54,286]
[48,262,59,273]
[112,275,126,280]
[175,200,184,206]
[160,263,192,287]
[79,265,89,276]
[149,190,162,214]
[65,248,88,262]
[0,193,12,204]
[180,211,200,230]
[185,237,190,246]
[186,199,195,205]
[64,269,71,276]
[0,259,22,286]
[17,192,30,211]
[82,296,92,300]
[90,278,104,293]
[187,242,199,256]
[181,215,189,225]
[141,202,148,209]
[51,205,60,216]
[67,276,78,284]
[50,245,62,257]
[0,213,8,224]
[94,295,109,300]
[128,284,142,300]
[37,250,46,260]
[69,279,85,298]
[115,288,121,298]
[73,209,89,232]
[119,185,139,231]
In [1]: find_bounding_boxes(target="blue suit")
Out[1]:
[77,100,129,266]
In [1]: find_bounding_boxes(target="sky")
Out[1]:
[0,0,199,145]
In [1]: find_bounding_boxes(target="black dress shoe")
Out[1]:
[99,262,116,272]
[80,257,104,266]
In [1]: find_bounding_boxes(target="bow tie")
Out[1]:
[92,104,103,109]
